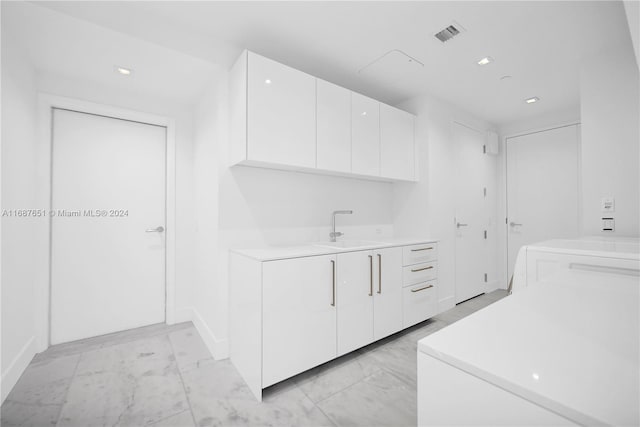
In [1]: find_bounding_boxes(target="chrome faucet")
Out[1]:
[330,210,353,242]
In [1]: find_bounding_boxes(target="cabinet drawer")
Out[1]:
[403,243,437,266]
[403,281,438,328]
[403,262,437,286]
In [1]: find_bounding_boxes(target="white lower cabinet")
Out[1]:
[262,255,337,387]
[230,241,437,401]
[373,247,403,340]
[337,247,404,355]
[337,251,374,355]
[403,282,438,328]
[402,244,439,328]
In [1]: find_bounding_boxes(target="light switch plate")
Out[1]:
[601,197,615,213]
[602,217,615,232]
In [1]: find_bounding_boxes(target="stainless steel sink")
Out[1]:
[313,240,386,249]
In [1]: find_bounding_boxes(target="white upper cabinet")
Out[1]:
[230,50,417,182]
[245,51,316,168]
[351,92,381,176]
[316,79,352,173]
[380,104,415,181]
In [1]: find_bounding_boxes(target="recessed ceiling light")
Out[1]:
[361,111,367,116]
[115,66,132,76]
[477,56,493,66]
[265,79,272,84]
[525,96,540,104]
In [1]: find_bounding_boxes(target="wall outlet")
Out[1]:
[602,217,615,232]
[601,197,615,213]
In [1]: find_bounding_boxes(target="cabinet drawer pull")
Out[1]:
[377,254,382,294]
[411,247,433,252]
[411,284,434,293]
[368,255,373,296]
[411,266,434,273]
[331,260,336,307]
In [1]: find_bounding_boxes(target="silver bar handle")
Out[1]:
[510,222,523,227]
[368,255,373,296]
[377,254,382,294]
[411,266,434,273]
[411,247,433,252]
[146,226,165,233]
[330,260,336,307]
[411,284,434,293]
[456,222,468,228]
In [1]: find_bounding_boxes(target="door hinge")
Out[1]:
[484,273,488,283]
[484,230,487,239]
[505,217,508,224]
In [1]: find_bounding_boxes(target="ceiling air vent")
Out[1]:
[434,22,465,43]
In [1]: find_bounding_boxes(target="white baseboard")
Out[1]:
[439,296,455,313]
[484,281,500,293]
[172,306,229,360]
[173,306,194,324]
[1,336,37,403]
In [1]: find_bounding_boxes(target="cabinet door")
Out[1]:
[247,52,316,168]
[351,93,380,176]
[380,104,415,181]
[337,251,374,355]
[373,247,403,340]
[317,79,351,173]
[262,255,337,387]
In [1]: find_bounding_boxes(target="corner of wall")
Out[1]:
[1,337,37,403]
[174,307,229,361]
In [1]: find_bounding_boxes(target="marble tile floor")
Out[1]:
[1,290,507,427]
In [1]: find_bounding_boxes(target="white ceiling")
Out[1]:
[18,1,635,124]
[3,2,220,107]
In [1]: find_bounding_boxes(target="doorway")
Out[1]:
[453,122,496,304]
[50,108,167,344]
[506,124,581,280]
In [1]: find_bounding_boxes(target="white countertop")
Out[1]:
[527,237,640,260]
[418,269,639,426]
[230,237,437,261]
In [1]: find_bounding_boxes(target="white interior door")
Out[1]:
[51,109,166,344]
[454,123,489,303]
[506,125,580,280]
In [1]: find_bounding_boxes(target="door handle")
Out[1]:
[146,226,165,233]
[456,222,468,228]
[509,222,523,227]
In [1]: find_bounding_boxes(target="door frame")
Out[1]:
[35,93,177,351]
[502,121,582,287]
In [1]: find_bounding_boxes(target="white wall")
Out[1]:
[394,95,500,311]
[191,76,224,358]
[580,44,639,237]
[1,31,39,402]
[624,1,640,69]
[498,106,580,138]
